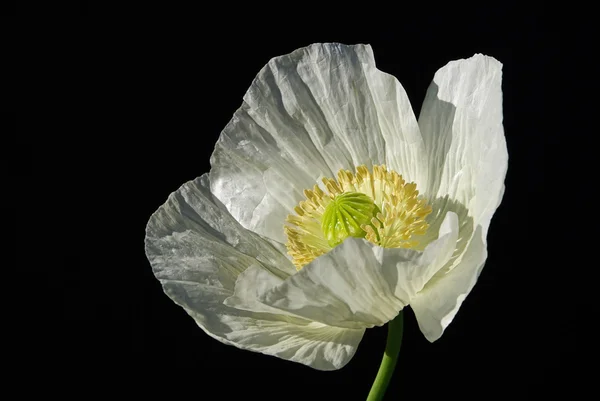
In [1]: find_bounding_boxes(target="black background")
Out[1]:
[11,3,581,400]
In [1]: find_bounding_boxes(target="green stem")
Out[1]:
[366,311,404,401]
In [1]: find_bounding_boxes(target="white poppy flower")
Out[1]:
[145,43,507,373]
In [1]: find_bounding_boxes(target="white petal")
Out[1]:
[224,264,292,316]
[419,54,508,235]
[379,212,459,301]
[145,174,363,370]
[411,225,487,342]
[257,212,459,329]
[210,43,426,243]
[223,319,365,371]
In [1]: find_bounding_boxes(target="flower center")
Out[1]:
[321,192,378,247]
[285,165,433,270]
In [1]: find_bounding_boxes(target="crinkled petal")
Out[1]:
[252,212,458,329]
[419,54,507,236]
[413,54,507,341]
[411,225,487,342]
[145,174,363,370]
[222,319,365,371]
[224,264,294,316]
[210,43,426,243]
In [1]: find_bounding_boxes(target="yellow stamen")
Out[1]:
[285,165,433,270]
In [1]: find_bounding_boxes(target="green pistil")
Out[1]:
[321,192,378,247]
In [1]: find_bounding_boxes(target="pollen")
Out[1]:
[285,165,433,270]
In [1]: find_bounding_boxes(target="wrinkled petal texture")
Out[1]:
[413,54,507,341]
[227,212,458,330]
[210,43,426,244]
[145,175,364,370]
[419,54,507,235]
